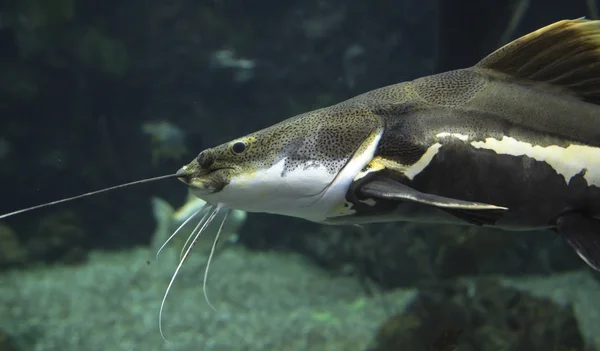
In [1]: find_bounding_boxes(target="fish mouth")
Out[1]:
[175,164,225,179]
[176,165,234,194]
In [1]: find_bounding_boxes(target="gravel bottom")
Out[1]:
[2,244,599,351]
[0,245,416,351]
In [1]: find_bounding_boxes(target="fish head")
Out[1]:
[176,104,383,221]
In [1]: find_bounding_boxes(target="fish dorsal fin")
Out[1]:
[475,19,600,105]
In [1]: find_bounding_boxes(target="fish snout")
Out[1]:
[176,166,190,184]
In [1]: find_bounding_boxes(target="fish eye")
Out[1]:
[232,141,246,154]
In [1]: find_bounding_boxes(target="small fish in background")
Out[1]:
[150,192,247,256]
[141,120,188,165]
[211,49,256,83]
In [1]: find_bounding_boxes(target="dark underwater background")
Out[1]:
[1,0,600,350]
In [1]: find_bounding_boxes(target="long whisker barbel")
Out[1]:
[0,174,179,220]
[203,207,230,311]
[155,204,210,260]
[159,204,221,342]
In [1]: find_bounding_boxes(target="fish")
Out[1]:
[2,18,600,338]
[176,19,600,271]
[141,120,188,165]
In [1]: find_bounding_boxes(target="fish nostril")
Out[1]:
[196,151,209,168]
[197,151,214,168]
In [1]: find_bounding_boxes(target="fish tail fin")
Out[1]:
[475,18,600,105]
[150,196,175,251]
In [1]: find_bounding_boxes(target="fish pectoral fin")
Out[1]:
[441,208,508,226]
[359,176,508,211]
[556,212,600,271]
